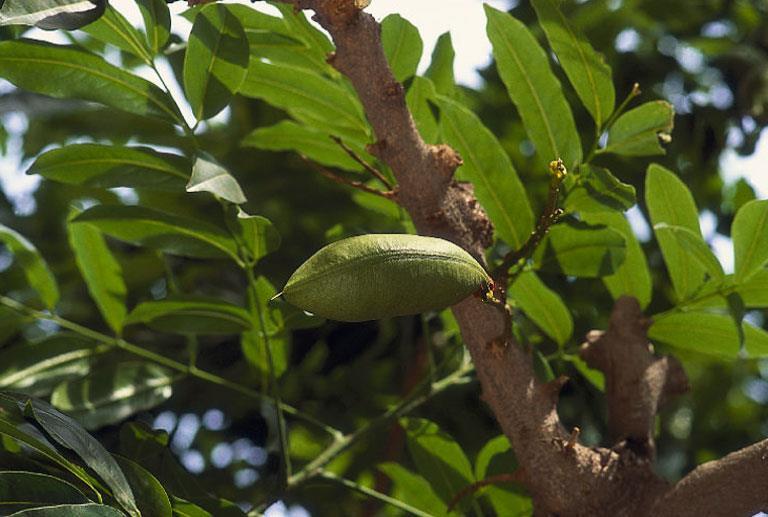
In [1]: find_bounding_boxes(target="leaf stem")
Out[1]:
[586,82,640,162]
[0,294,339,437]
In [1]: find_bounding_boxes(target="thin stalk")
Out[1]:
[0,295,339,437]
[586,82,641,162]
[317,471,433,517]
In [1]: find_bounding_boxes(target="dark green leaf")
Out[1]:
[231,209,280,265]
[401,417,474,511]
[0,334,103,397]
[439,95,534,248]
[241,60,370,143]
[564,165,635,214]
[0,40,180,123]
[242,277,287,379]
[377,463,447,516]
[485,5,582,167]
[136,0,171,53]
[67,208,127,334]
[187,154,246,204]
[184,4,249,120]
[568,355,605,390]
[242,121,369,172]
[732,199,768,282]
[0,0,105,30]
[125,297,252,335]
[82,5,152,63]
[654,223,724,280]
[7,504,124,516]
[73,205,240,261]
[21,396,139,516]
[406,76,439,144]
[0,471,90,512]
[171,496,211,517]
[27,144,190,192]
[0,224,59,310]
[473,435,530,515]
[533,221,626,277]
[509,271,573,345]
[531,0,615,127]
[425,32,457,97]
[381,14,423,82]
[645,164,706,302]
[51,362,174,431]
[602,101,674,156]
[112,455,172,517]
[582,211,652,309]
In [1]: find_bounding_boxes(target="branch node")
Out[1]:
[566,426,581,451]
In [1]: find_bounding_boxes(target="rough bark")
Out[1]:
[271,1,768,514]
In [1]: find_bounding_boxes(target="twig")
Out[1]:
[330,136,395,190]
[300,155,397,199]
[317,471,433,517]
[447,471,526,512]
[492,159,567,281]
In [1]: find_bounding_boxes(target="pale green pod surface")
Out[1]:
[282,234,491,322]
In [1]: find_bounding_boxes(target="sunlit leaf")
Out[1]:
[509,271,573,346]
[381,13,423,82]
[533,221,626,277]
[654,223,724,280]
[425,32,457,97]
[136,0,171,53]
[732,199,768,282]
[82,5,152,63]
[112,455,172,517]
[377,463,448,516]
[187,154,247,204]
[564,165,635,214]
[0,0,105,30]
[602,101,674,156]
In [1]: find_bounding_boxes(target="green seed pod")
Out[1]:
[280,234,491,322]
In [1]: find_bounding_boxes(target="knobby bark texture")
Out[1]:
[274,1,768,514]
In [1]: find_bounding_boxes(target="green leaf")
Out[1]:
[425,32,457,97]
[0,0,105,30]
[401,417,474,511]
[171,496,211,517]
[736,270,768,307]
[381,14,423,83]
[51,362,174,431]
[531,0,615,127]
[509,271,573,345]
[184,4,249,120]
[187,154,247,204]
[645,164,706,302]
[564,165,635,214]
[241,60,370,143]
[684,272,768,311]
[377,463,447,516]
[602,101,674,156]
[732,199,768,282]
[21,396,139,516]
[67,209,127,334]
[485,5,582,167]
[27,144,190,192]
[582,211,652,309]
[533,221,627,277]
[82,5,153,63]
[568,355,605,390]
[8,504,125,516]
[406,76,439,144]
[649,312,740,359]
[0,334,104,397]
[112,455,172,517]
[654,223,724,281]
[231,208,281,265]
[242,120,369,172]
[0,471,90,512]
[0,40,180,123]
[0,224,59,310]
[136,0,171,54]
[439,95,534,248]
[242,277,287,379]
[473,436,530,515]
[745,322,768,358]
[125,297,252,335]
[73,205,240,261]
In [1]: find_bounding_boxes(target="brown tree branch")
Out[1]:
[652,438,768,516]
[580,296,689,454]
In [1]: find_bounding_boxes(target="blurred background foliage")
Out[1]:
[0,0,767,514]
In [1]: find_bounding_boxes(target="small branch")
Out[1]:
[448,471,526,512]
[300,156,397,199]
[652,438,768,516]
[492,159,567,281]
[331,136,395,190]
[317,471,433,517]
[580,296,689,451]
[588,83,641,161]
[0,295,340,439]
